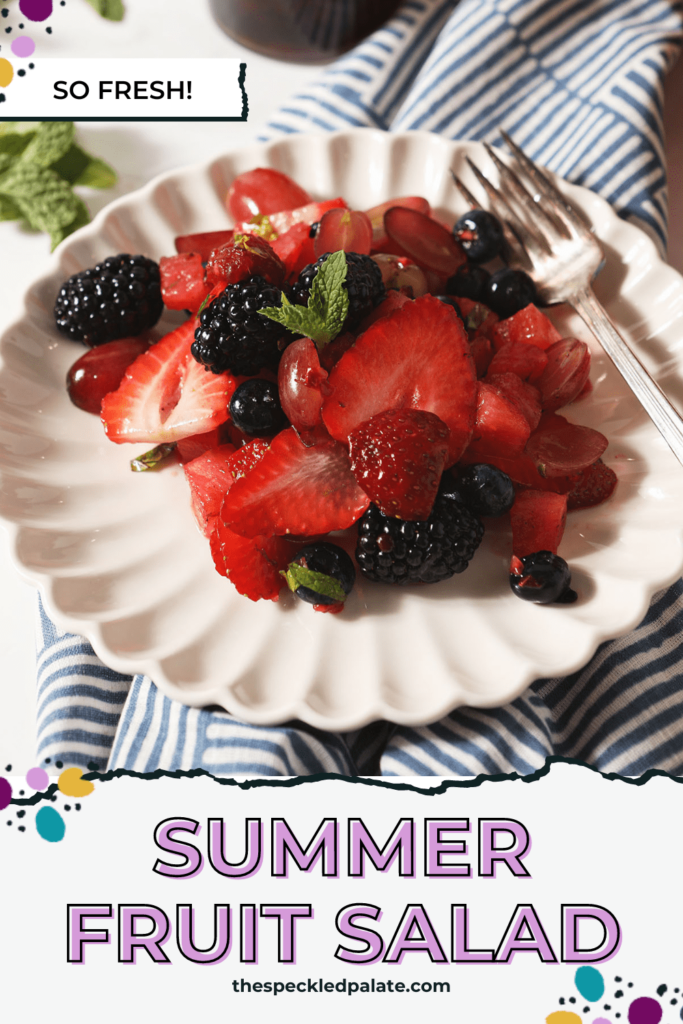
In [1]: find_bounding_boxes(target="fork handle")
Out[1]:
[572,285,683,468]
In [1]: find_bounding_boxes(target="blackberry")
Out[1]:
[356,497,484,586]
[192,275,287,376]
[287,541,356,608]
[291,251,385,330]
[509,550,576,605]
[453,209,504,263]
[54,254,162,346]
[229,378,288,437]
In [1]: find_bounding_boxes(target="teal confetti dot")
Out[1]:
[36,805,65,842]
[575,966,605,1002]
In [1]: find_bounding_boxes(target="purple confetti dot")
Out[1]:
[19,0,52,21]
[628,998,663,1024]
[11,35,35,57]
[0,777,12,810]
[26,766,48,790]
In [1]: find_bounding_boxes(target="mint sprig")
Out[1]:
[84,0,125,20]
[282,561,347,604]
[259,249,350,351]
[0,122,117,250]
[130,443,177,473]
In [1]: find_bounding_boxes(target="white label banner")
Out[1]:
[0,763,681,1024]
[4,58,247,119]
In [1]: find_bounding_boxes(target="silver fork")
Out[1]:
[451,131,683,468]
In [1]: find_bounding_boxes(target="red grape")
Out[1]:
[384,206,466,276]
[67,338,149,415]
[313,209,372,258]
[278,338,329,430]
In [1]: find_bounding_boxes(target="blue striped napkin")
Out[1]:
[36,0,683,777]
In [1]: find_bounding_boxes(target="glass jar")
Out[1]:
[209,0,403,64]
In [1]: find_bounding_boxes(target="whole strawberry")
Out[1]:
[349,408,450,521]
[205,233,285,289]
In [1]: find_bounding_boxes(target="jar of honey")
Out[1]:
[209,0,403,63]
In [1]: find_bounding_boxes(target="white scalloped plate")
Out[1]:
[2,129,683,730]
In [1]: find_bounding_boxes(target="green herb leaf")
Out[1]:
[0,131,35,160]
[0,194,21,221]
[130,443,177,473]
[20,121,75,168]
[0,164,81,242]
[259,250,349,350]
[84,0,125,20]
[282,561,347,604]
[49,196,91,251]
[51,144,117,189]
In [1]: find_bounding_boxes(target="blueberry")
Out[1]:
[485,267,537,318]
[448,464,515,517]
[229,379,287,437]
[509,551,576,605]
[309,221,320,238]
[287,541,356,608]
[435,295,462,319]
[453,209,504,263]
[445,264,490,303]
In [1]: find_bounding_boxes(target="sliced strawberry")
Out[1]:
[536,337,591,411]
[226,437,270,481]
[357,290,411,332]
[490,303,562,352]
[470,334,493,378]
[525,413,608,478]
[271,222,316,280]
[318,331,356,373]
[184,443,237,534]
[462,382,531,460]
[160,253,207,313]
[456,296,499,340]
[485,372,542,430]
[510,490,567,557]
[205,234,285,289]
[322,295,476,465]
[384,206,466,276]
[366,196,430,251]
[101,320,237,444]
[175,230,234,260]
[221,428,370,538]
[210,519,293,602]
[566,459,617,511]
[314,208,372,258]
[278,337,329,430]
[458,449,577,494]
[349,408,450,520]
[487,340,548,382]
[177,427,223,464]
[227,168,312,222]
[268,197,348,236]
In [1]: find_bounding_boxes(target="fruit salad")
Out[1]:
[55,166,617,614]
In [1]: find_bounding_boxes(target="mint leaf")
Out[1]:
[0,165,80,241]
[20,122,75,168]
[130,443,177,472]
[308,249,349,339]
[85,0,125,19]
[49,196,90,251]
[0,131,35,160]
[282,562,347,604]
[0,194,21,221]
[259,250,350,350]
[51,144,117,189]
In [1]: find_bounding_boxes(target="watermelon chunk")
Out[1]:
[487,340,548,382]
[490,304,562,352]
[160,253,207,313]
[510,490,568,557]
[463,382,532,460]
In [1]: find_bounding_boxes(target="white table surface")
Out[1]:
[1,0,682,771]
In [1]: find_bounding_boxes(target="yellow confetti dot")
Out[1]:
[58,767,95,798]
[546,1014,582,1024]
[0,58,14,88]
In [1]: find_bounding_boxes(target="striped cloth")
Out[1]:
[36,0,683,777]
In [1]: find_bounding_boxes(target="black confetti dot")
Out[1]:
[55,761,63,768]
[44,758,51,764]
[604,1006,611,1012]
[17,810,25,819]
[672,1000,678,1006]
[569,998,576,1004]
[18,22,23,27]
[29,62,34,68]
[616,1016,621,1020]
[18,826,25,832]
[615,977,622,982]
[616,991,624,999]
[676,989,680,994]
[6,820,11,825]
[61,1,65,4]
[4,27,11,32]
[18,790,24,796]
[5,765,11,771]
[658,985,668,997]
[583,1008,589,1014]
[46,26,52,33]
[51,794,57,802]
[559,999,565,1006]
[75,803,81,811]
[18,69,25,76]
[87,762,99,771]
[0,94,5,103]
[64,805,71,812]
[1,9,7,17]
[628,983,634,988]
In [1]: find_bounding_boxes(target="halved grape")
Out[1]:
[384,206,466,276]
[313,209,373,258]
[67,338,150,415]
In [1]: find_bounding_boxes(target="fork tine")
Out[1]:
[451,167,529,268]
[500,130,593,238]
[465,156,551,263]
[483,143,570,243]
